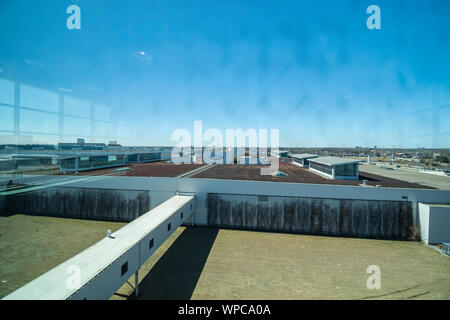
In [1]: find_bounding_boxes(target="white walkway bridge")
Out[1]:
[3,194,195,300]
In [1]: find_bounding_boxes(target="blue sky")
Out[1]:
[0,0,449,147]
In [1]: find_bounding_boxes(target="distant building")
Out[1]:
[0,154,53,171]
[272,150,289,158]
[58,140,106,151]
[107,140,122,147]
[159,147,173,160]
[60,151,161,172]
[290,154,319,167]
[308,156,360,180]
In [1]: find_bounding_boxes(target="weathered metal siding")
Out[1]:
[283,198,296,232]
[243,196,257,229]
[3,187,151,222]
[206,193,415,240]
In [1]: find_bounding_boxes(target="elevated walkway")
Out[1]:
[3,194,195,300]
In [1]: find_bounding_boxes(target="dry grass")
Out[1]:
[0,214,126,298]
[116,227,450,300]
[1,214,448,300]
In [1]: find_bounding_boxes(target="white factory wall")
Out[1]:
[11,174,450,204]
[291,160,303,167]
[70,244,141,300]
[191,192,208,226]
[4,175,450,235]
[149,191,177,210]
[419,203,450,245]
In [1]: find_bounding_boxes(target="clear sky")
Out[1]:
[0,0,449,147]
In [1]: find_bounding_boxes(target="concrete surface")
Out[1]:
[360,164,450,190]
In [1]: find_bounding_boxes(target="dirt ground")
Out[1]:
[1,215,448,300]
[191,161,434,189]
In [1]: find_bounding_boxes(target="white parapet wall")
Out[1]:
[418,203,450,245]
[6,175,450,204]
[292,160,303,167]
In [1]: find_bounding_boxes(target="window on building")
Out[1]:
[335,163,357,177]
[310,162,332,176]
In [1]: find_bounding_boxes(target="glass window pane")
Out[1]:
[63,116,91,136]
[20,84,59,112]
[94,104,111,121]
[64,96,91,118]
[0,78,15,105]
[0,105,14,131]
[19,109,58,134]
[94,121,114,138]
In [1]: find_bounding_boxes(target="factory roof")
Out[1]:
[308,156,361,167]
[272,150,289,153]
[290,153,319,160]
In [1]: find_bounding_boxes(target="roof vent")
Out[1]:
[272,170,288,177]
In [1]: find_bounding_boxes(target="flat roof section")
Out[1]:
[359,164,450,190]
[308,156,361,166]
[63,162,206,177]
[290,153,319,160]
[190,161,434,189]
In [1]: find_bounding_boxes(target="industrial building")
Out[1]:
[290,154,319,167]
[199,150,269,165]
[0,154,55,171]
[307,156,361,180]
[58,141,107,151]
[0,149,164,173]
[2,175,450,300]
[60,151,161,172]
[126,152,161,163]
[1,148,449,301]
